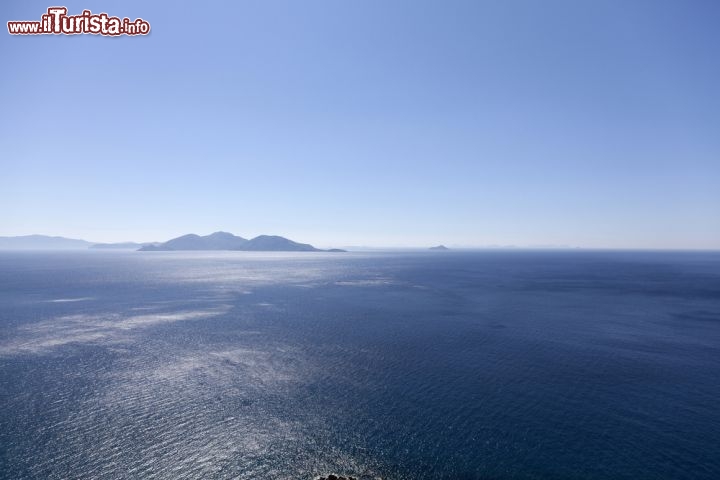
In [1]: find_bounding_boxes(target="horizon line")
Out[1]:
[0,233,718,253]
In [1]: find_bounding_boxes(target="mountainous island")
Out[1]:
[429,245,450,250]
[0,233,345,252]
[139,232,345,252]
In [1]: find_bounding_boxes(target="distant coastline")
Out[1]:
[0,233,346,253]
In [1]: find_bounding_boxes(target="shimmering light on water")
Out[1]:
[1,251,719,479]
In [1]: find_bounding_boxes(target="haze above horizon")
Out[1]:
[1,0,718,249]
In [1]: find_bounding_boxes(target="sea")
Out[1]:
[0,250,719,479]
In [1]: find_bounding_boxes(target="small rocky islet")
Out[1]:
[316,475,359,480]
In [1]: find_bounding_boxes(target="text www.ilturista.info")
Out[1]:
[8,7,150,36]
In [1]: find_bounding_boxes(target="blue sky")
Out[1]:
[1,0,719,248]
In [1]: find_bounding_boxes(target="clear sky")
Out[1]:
[1,0,719,248]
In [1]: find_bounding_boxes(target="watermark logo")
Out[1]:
[8,7,150,36]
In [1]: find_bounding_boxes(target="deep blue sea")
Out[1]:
[0,250,719,479]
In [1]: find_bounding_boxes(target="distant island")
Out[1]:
[91,242,157,250]
[139,232,345,252]
[0,235,93,250]
[0,232,345,252]
[430,245,449,250]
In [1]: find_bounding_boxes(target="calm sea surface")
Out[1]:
[0,250,719,479]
